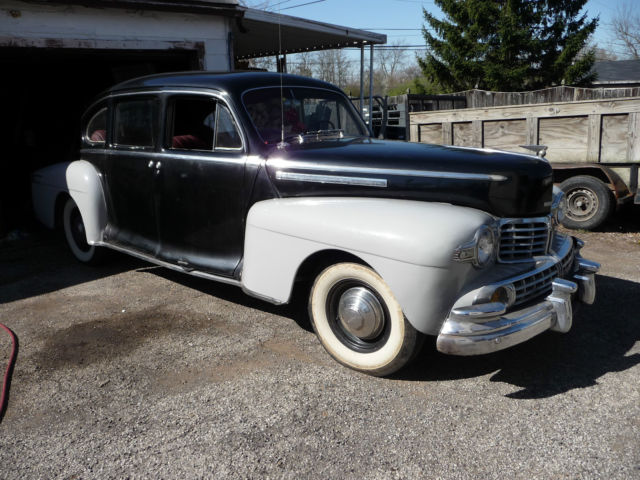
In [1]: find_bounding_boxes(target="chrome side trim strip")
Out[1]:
[268,158,507,182]
[83,148,249,166]
[275,171,388,187]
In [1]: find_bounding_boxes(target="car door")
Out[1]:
[103,95,160,255]
[157,92,246,276]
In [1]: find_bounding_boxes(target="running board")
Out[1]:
[98,241,242,287]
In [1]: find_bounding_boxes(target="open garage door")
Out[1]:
[0,47,199,235]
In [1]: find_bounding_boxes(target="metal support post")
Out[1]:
[369,44,374,133]
[360,45,365,115]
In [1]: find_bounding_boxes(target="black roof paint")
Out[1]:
[108,71,344,96]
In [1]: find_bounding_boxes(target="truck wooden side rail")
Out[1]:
[409,96,640,229]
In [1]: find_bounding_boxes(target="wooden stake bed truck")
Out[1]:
[409,94,640,230]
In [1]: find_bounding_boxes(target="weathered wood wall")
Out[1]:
[410,97,640,159]
[409,96,640,187]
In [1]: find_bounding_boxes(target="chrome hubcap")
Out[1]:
[337,287,385,340]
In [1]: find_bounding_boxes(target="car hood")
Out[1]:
[264,138,554,218]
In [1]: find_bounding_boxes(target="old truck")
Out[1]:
[407,87,640,230]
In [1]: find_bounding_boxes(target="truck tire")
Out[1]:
[308,263,423,376]
[63,197,105,265]
[559,175,613,230]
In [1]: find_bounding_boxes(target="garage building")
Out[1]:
[0,0,384,234]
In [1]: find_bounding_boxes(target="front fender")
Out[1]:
[242,197,493,334]
[65,160,108,245]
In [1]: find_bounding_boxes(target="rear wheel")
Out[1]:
[62,197,105,264]
[559,175,613,230]
[308,263,423,376]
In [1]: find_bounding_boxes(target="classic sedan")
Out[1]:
[32,72,599,375]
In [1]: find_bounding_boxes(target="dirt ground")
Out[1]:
[0,207,638,479]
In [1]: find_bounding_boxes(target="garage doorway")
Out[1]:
[0,47,200,235]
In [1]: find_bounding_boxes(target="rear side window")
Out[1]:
[114,98,157,148]
[85,107,108,146]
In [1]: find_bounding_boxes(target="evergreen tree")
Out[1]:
[418,0,598,92]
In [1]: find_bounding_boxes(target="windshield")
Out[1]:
[243,87,369,144]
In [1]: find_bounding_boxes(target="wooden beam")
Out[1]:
[628,112,640,162]
[472,120,482,147]
[587,114,602,163]
[442,122,452,145]
[526,117,538,145]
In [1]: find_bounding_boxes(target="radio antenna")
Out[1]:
[278,4,285,147]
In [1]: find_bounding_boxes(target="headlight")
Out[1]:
[453,225,496,268]
[476,226,495,267]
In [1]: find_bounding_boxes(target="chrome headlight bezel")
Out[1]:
[453,224,497,268]
[551,186,566,227]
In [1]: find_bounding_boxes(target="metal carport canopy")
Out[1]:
[233,7,386,59]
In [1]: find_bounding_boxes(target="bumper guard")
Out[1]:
[436,256,600,356]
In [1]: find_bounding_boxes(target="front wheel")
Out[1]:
[559,175,614,230]
[308,263,423,376]
[62,197,105,264]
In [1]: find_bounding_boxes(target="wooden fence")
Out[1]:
[446,86,640,109]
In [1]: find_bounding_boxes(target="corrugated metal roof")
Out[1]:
[233,8,386,59]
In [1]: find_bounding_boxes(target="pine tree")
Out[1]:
[418,0,598,92]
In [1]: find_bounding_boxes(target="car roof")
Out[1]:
[107,71,344,97]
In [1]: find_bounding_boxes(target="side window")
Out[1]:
[114,98,156,148]
[168,96,216,151]
[215,104,242,149]
[85,107,108,146]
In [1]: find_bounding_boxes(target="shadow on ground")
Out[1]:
[148,267,640,399]
[5,231,639,399]
[143,266,314,333]
[397,274,640,398]
[593,204,640,234]
[0,229,144,304]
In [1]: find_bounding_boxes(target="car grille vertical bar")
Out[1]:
[512,266,556,306]
[498,217,551,262]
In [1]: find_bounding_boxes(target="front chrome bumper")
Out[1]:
[436,247,600,356]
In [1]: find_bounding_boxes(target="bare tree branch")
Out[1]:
[609,2,640,59]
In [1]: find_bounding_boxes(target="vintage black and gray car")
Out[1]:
[32,72,600,376]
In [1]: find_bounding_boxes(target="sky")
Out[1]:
[242,0,633,58]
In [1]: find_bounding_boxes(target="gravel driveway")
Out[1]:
[1,211,639,479]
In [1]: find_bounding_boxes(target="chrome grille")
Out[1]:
[498,218,551,262]
[513,265,556,306]
[560,241,575,275]
[512,241,574,307]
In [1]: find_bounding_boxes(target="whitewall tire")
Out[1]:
[62,197,104,264]
[309,263,423,376]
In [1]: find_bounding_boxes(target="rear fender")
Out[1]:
[65,160,108,245]
[242,197,493,334]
